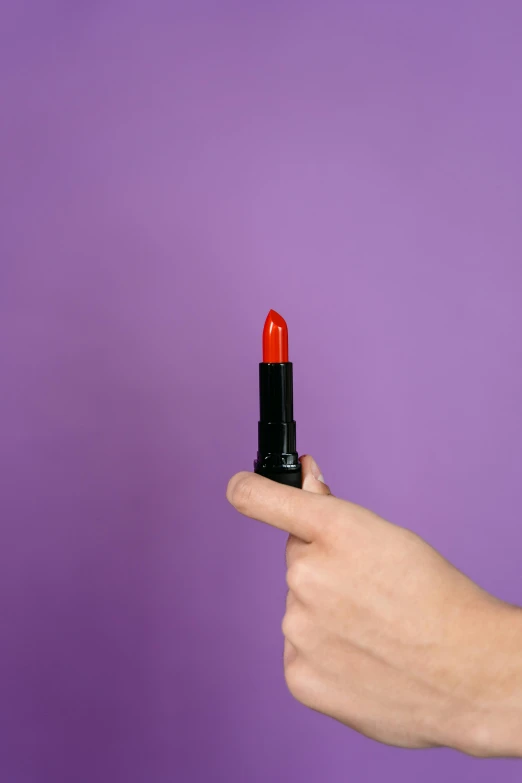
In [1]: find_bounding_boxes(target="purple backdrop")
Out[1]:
[1,1,522,781]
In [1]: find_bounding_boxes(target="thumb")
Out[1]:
[226,471,328,541]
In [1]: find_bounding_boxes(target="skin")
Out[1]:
[227,455,522,757]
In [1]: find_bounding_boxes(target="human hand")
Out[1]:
[227,456,522,757]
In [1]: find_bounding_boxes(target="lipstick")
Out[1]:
[254,310,302,488]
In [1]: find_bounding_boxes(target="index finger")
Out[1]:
[226,471,329,541]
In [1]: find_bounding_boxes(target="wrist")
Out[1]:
[459,599,522,757]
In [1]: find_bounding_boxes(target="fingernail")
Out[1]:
[310,458,325,483]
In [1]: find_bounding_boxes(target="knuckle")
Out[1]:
[281,610,301,642]
[227,472,255,512]
[286,560,312,595]
[284,660,312,705]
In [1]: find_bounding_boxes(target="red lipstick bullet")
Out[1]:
[263,309,289,363]
[254,310,302,488]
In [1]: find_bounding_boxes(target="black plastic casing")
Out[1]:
[254,362,302,488]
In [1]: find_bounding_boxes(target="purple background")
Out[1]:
[1,1,522,781]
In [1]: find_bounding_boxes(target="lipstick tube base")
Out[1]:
[253,461,302,488]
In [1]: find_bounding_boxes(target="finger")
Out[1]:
[226,471,328,541]
[300,455,332,496]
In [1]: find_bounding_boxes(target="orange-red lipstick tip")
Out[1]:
[263,309,289,363]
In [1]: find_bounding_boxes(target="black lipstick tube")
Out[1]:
[254,362,302,487]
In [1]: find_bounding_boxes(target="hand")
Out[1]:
[227,456,522,757]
